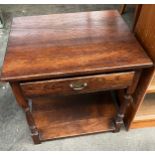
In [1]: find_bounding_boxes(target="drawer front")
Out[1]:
[21,71,135,97]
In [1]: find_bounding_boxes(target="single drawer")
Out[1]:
[21,71,135,97]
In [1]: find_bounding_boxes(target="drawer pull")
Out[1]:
[70,82,87,91]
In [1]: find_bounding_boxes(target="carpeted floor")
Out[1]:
[0,4,155,151]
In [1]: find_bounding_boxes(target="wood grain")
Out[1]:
[10,82,29,109]
[114,70,142,132]
[126,70,142,94]
[124,67,155,129]
[1,10,152,82]
[128,5,155,129]
[135,5,155,62]
[31,91,116,141]
[21,71,135,97]
[10,82,40,144]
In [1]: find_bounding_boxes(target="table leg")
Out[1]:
[114,70,141,132]
[114,94,133,132]
[10,82,41,144]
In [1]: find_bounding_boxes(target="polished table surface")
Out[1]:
[1,10,153,144]
[1,10,152,82]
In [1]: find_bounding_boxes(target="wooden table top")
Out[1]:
[1,10,153,81]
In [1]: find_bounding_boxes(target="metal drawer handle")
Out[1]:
[69,82,87,91]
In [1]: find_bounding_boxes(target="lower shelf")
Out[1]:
[131,94,155,129]
[31,91,117,141]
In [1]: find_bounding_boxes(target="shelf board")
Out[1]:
[147,75,155,94]
[31,92,117,141]
[132,94,155,128]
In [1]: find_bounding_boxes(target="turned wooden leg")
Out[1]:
[114,94,133,132]
[10,82,41,144]
[119,4,127,15]
[114,70,141,132]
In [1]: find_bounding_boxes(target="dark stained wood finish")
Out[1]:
[31,92,116,141]
[124,67,155,129]
[10,82,41,144]
[10,82,29,109]
[128,5,155,129]
[1,10,154,143]
[21,71,135,97]
[126,69,142,94]
[115,70,142,131]
[134,4,155,97]
[1,10,152,82]
[135,5,155,62]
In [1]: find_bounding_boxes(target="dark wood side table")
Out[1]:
[0,10,153,144]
